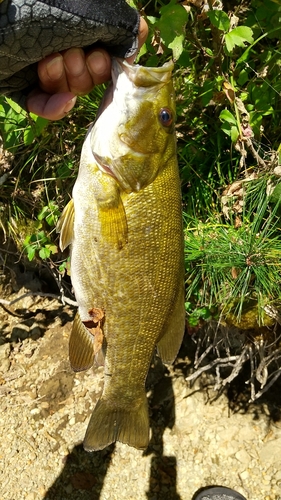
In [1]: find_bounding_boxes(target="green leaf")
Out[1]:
[37,206,49,221]
[146,16,158,25]
[230,125,239,143]
[207,10,230,31]
[237,69,249,86]
[185,301,192,312]
[157,1,188,48]
[201,79,216,106]
[26,246,36,262]
[188,313,200,327]
[221,122,239,143]
[5,97,25,116]
[23,126,35,146]
[39,247,51,259]
[225,26,254,52]
[23,115,48,145]
[219,109,237,125]
[38,202,60,226]
[168,34,185,60]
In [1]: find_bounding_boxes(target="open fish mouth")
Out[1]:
[113,58,174,87]
[93,152,118,179]
[93,151,145,193]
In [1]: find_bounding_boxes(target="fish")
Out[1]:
[57,58,185,452]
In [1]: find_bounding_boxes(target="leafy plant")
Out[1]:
[23,201,60,261]
[0,96,48,151]
[1,0,281,395]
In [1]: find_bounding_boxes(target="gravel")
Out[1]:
[0,289,281,500]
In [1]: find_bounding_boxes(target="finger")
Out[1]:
[126,17,148,64]
[85,49,111,86]
[138,17,149,50]
[37,53,70,94]
[26,90,77,120]
[63,47,95,95]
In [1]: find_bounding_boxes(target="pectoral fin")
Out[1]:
[56,199,74,251]
[99,196,128,249]
[94,171,128,249]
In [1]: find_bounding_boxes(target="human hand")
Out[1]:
[26,18,148,121]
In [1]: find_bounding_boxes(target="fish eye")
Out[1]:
[159,107,173,127]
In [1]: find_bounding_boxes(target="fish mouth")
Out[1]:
[93,151,145,193]
[112,58,174,87]
[93,152,117,180]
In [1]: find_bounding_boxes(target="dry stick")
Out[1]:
[0,291,77,308]
[221,347,248,387]
[251,368,281,402]
[186,355,240,382]
[245,137,267,169]
[194,343,213,369]
[248,345,256,402]
[256,350,281,388]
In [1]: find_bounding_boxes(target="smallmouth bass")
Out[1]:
[58,58,185,452]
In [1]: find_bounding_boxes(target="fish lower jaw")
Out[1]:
[93,152,117,181]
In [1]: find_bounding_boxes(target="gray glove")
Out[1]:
[0,0,139,104]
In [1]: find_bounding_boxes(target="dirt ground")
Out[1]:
[0,255,281,500]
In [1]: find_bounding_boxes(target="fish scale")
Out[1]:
[57,58,185,452]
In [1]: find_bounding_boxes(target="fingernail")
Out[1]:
[87,51,108,76]
[63,96,77,114]
[46,55,64,80]
[64,47,85,76]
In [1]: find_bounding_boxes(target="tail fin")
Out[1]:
[83,392,149,452]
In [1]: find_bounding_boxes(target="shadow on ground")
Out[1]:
[44,361,182,500]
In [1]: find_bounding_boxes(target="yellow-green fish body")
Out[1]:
[58,59,185,451]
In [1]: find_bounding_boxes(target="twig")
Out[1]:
[250,368,281,402]
[0,167,15,186]
[220,347,248,387]
[0,291,77,308]
[186,355,239,382]
[245,137,267,170]
[248,345,256,402]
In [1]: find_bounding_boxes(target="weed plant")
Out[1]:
[1,0,281,396]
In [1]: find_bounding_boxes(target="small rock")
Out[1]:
[259,438,281,465]
[26,389,37,400]
[25,493,37,500]
[30,408,41,415]
[0,343,10,359]
[40,401,49,409]
[0,358,10,373]
[240,470,249,480]
[275,470,281,481]
[235,449,251,464]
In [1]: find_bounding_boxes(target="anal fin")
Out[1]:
[69,312,95,371]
